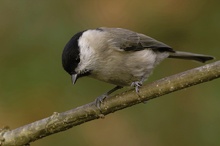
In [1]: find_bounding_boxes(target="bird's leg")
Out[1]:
[131,81,143,93]
[95,86,122,109]
[131,74,150,93]
[132,78,150,104]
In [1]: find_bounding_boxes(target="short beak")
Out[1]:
[71,74,78,84]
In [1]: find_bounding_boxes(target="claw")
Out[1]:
[94,86,122,109]
[95,94,108,109]
[131,81,142,93]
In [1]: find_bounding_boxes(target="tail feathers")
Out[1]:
[168,51,214,63]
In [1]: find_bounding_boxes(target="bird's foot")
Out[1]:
[95,94,108,109]
[131,81,142,93]
[94,86,122,110]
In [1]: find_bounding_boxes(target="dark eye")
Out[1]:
[75,56,80,63]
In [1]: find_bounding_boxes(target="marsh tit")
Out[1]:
[62,27,214,108]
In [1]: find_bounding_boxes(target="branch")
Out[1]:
[1,61,220,146]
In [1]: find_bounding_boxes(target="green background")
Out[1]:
[0,0,220,146]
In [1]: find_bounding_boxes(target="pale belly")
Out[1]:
[89,50,169,86]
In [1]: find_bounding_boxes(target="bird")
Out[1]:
[62,27,214,108]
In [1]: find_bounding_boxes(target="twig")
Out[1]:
[1,61,220,146]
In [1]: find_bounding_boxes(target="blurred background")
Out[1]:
[0,0,220,146]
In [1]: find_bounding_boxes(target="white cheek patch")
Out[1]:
[77,30,101,72]
[77,40,94,71]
